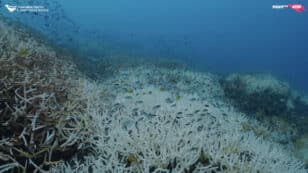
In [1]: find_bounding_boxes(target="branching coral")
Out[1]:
[1,17,307,173]
[51,67,306,173]
[0,19,90,172]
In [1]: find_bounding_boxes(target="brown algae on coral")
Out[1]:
[18,49,29,56]
[0,19,91,172]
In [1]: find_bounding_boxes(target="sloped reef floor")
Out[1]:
[0,18,307,173]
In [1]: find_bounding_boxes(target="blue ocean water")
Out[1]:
[1,0,307,92]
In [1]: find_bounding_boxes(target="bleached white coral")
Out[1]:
[50,66,306,173]
[0,18,92,172]
[2,18,306,172]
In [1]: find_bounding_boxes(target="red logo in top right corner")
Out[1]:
[288,4,305,13]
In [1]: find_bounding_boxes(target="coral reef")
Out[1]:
[0,19,91,172]
[294,135,308,166]
[1,18,307,172]
[220,73,308,135]
[51,66,306,172]
[71,49,187,81]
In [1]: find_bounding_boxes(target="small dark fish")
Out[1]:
[140,110,147,116]
[190,98,196,101]
[153,105,161,110]
[136,100,143,104]
[114,103,121,107]
[165,98,173,104]
[148,113,157,117]
[125,96,132,99]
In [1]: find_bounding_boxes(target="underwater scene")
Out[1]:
[0,0,308,172]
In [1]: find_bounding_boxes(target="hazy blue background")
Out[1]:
[1,0,308,93]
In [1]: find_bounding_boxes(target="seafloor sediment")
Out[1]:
[0,18,307,173]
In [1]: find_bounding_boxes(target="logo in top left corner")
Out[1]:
[5,4,17,13]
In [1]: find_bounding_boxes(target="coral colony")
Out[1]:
[0,19,307,172]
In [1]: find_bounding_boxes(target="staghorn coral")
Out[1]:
[1,17,307,173]
[51,66,307,173]
[0,18,91,172]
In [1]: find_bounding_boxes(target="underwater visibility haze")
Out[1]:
[35,0,308,90]
[0,0,308,172]
[1,0,308,91]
